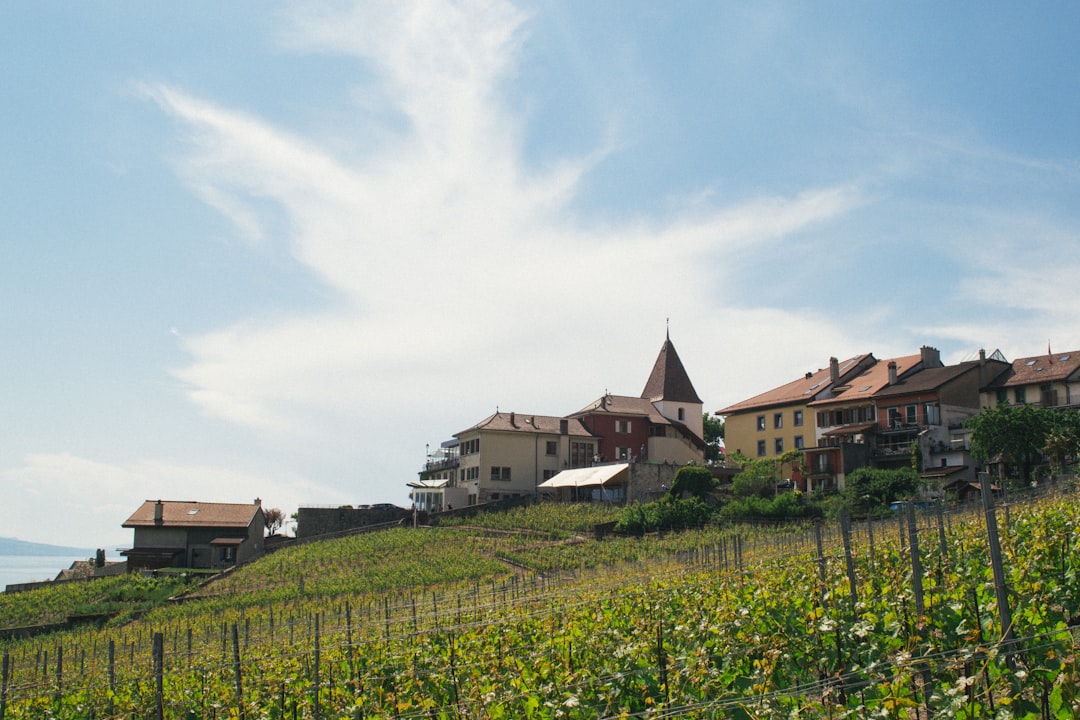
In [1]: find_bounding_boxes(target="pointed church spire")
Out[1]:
[641,332,702,403]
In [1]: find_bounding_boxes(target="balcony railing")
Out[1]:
[421,457,460,473]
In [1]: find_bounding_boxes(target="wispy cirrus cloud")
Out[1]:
[141,2,864,441]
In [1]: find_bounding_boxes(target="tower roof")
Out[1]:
[641,334,702,404]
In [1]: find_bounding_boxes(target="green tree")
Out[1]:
[703,413,725,462]
[1043,407,1080,474]
[667,465,717,500]
[840,467,920,515]
[729,449,805,499]
[966,403,1052,481]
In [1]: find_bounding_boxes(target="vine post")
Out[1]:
[153,631,164,720]
[979,471,1017,672]
[1,649,9,720]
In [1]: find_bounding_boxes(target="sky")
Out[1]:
[2,1,1080,552]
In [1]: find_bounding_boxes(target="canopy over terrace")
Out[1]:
[538,463,630,503]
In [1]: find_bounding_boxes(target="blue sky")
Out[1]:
[2,1,1079,550]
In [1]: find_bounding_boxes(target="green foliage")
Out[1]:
[717,490,824,522]
[703,413,724,462]
[7,493,1080,718]
[966,402,1056,480]
[613,498,713,535]
[1044,407,1080,472]
[838,466,920,515]
[666,465,716,500]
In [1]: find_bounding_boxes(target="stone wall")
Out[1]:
[296,506,411,539]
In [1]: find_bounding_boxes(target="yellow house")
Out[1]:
[717,354,874,485]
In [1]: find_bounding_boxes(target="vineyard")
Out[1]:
[2,487,1079,719]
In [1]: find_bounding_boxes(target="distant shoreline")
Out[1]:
[0,537,96,558]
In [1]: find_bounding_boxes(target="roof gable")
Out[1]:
[456,412,596,438]
[717,354,873,415]
[641,335,702,404]
[984,349,1080,389]
[810,353,923,407]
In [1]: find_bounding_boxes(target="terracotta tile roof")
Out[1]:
[123,500,262,529]
[457,412,597,437]
[983,350,1080,389]
[569,394,670,424]
[716,354,872,415]
[810,354,923,407]
[641,336,702,404]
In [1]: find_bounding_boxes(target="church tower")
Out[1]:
[641,329,704,441]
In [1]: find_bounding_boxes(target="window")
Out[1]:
[774,438,784,454]
[460,438,480,455]
[905,405,917,425]
[774,412,783,429]
[756,440,766,457]
[616,447,631,460]
[616,420,632,434]
[794,435,804,450]
[542,469,557,480]
[757,415,766,431]
[490,466,511,481]
[1015,387,1027,404]
[1040,384,1059,406]
[794,410,804,427]
[571,442,594,468]
[924,403,941,426]
[996,389,1008,405]
[677,407,685,421]
[649,426,666,438]
[545,441,557,455]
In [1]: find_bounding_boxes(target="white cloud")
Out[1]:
[142,2,865,451]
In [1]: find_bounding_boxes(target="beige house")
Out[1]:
[454,413,598,504]
[980,349,1080,409]
[122,499,265,572]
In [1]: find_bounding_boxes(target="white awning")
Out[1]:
[407,479,450,489]
[538,463,630,489]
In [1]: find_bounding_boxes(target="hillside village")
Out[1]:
[8,334,1079,594]
[411,336,1080,514]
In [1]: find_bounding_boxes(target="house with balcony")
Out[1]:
[870,349,1010,489]
[716,353,875,488]
[803,349,935,492]
[980,349,1080,410]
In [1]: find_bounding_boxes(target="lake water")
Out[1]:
[0,554,95,591]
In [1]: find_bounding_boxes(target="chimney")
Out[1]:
[829,357,839,384]
[95,549,105,568]
[254,497,262,507]
[510,411,516,427]
[153,500,164,525]
[559,418,568,435]
[979,348,986,364]
[921,345,942,368]
[888,361,898,385]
